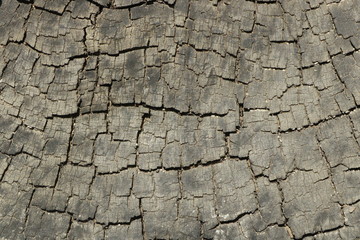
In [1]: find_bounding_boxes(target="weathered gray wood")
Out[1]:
[1,0,360,239]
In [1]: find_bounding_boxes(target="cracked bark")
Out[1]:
[1,0,360,239]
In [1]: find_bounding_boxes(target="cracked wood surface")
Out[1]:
[0,0,360,239]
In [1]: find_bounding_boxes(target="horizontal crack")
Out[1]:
[295,225,344,240]
[68,45,158,60]
[111,102,230,118]
[277,106,359,134]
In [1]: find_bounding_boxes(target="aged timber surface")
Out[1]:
[1,0,360,239]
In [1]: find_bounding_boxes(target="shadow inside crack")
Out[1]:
[16,0,34,4]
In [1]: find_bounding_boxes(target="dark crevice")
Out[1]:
[85,0,108,8]
[16,0,34,4]
[111,1,149,9]
[345,167,360,172]
[159,0,175,8]
[95,156,232,175]
[33,6,64,16]
[295,225,344,240]
[341,198,360,206]
[275,178,295,239]
[139,198,146,240]
[135,111,151,168]
[219,210,258,225]
[0,157,12,182]
[246,0,277,3]
[277,106,358,134]
[65,216,74,238]
[111,102,229,118]
[97,215,142,227]
[22,188,35,234]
